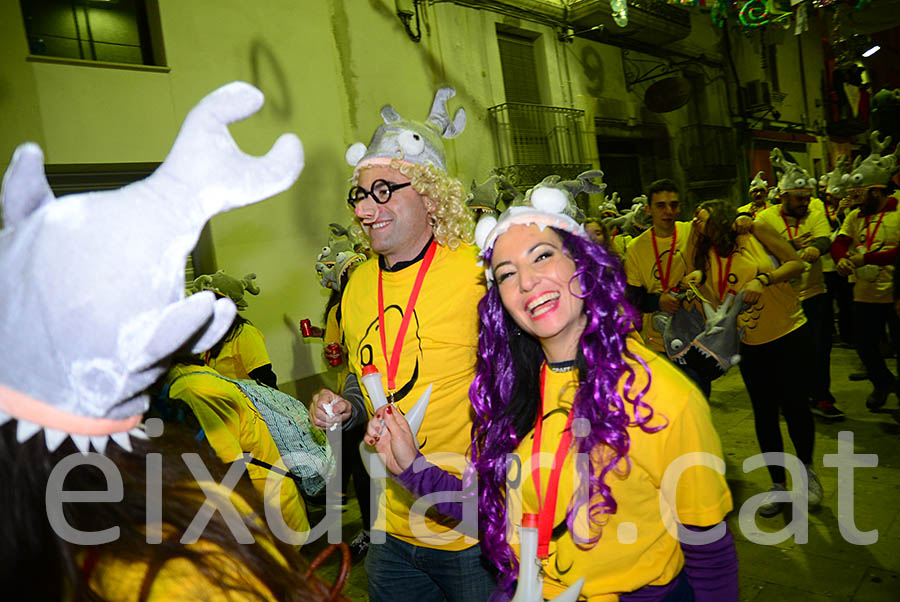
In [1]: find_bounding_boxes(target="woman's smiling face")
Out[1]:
[491,224,586,360]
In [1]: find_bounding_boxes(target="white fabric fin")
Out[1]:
[16,420,42,443]
[90,435,109,455]
[44,428,69,452]
[0,410,11,426]
[110,431,132,452]
[71,433,91,455]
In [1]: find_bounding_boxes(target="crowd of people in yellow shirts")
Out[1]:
[3,78,899,602]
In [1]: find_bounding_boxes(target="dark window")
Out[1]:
[19,0,162,66]
[497,31,541,104]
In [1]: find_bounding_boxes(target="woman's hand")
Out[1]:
[365,405,419,475]
[682,270,703,287]
[741,277,764,305]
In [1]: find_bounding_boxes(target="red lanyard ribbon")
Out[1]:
[781,213,800,240]
[864,210,887,251]
[651,226,678,292]
[377,241,437,392]
[531,365,575,559]
[714,252,735,302]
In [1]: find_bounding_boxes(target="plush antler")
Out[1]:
[426,87,466,139]
[869,130,892,157]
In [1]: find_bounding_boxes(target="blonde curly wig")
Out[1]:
[349,160,475,251]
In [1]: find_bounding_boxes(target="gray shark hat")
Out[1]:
[771,148,816,193]
[0,82,303,453]
[749,171,768,192]
[345,87,465,175]
[843,131,900,189]
[826,155,852,197]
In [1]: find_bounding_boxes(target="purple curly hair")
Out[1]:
[467,228,662,595]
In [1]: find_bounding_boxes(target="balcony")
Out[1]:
[488,102,591,189]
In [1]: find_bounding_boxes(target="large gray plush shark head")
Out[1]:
[0,81,304,453]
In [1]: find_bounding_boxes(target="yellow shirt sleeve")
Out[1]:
[166,366,309,536]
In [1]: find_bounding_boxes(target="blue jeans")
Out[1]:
[366,533,496,602]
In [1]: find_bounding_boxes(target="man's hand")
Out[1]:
[659,292,681,315]
[309,388,352,430]
[850,254,865,267]
[800,246,820,263]
[733,215,753,234]
[836,257,855,277]
[791,232,813,250]
[365,405,419,475]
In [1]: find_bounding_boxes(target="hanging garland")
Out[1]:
[738,0,770,27]
[610,0,628,27]
[664,0,872,32]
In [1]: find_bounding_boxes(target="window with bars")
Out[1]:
[19,0,163,66]
[497,30,542,104]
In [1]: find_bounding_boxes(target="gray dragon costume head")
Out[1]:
[603,194,651,237]
[315,223,366,292]
[345,87,465,175]
[474,170,605,283]
[466,171,521,215]
[843,130,900,190]
[592,191,620,219]
[189,270,259,311]
[0,82,303,453]
[771,148,817,193]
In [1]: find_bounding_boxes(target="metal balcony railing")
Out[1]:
[488,102,590,188]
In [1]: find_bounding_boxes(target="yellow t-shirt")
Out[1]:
[323,303,350,386]
[341,243,486,550]
[755,201,830,300]
[624,222,693,352]
[838,202,900,303]
[507,343,732,601]
[737,200,772,218]
[166,364,309,537]
[697,234,806,345]
[609,232,632,259]
[205,323,271,380]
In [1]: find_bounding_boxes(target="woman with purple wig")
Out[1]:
[365,180,737,601]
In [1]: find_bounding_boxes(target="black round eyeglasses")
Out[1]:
[347,179,412,209]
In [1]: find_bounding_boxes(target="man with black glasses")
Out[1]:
[309,88,495,602]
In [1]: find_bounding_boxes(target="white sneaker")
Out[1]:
[759,483,788,517]
[806,465,823,510]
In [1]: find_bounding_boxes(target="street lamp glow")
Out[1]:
[862,45,881,58]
